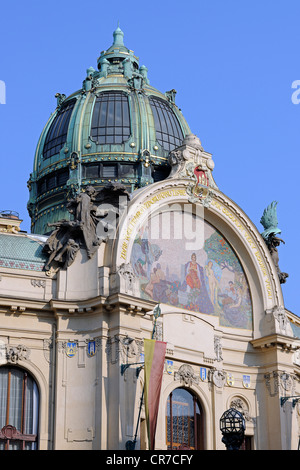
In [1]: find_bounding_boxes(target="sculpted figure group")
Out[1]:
[43,183,129,272]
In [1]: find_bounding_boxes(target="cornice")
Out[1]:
[251,334,300,351]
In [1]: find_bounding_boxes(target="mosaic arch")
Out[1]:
[130,209,252,329]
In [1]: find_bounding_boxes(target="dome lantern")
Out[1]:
[112,24,125,47]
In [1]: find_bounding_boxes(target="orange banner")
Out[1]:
[144,339,167,450]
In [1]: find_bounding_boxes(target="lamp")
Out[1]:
[220,408,245,450]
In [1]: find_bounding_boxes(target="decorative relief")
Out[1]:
[6,345,30,363]
[118,263,136,294]
[230,397,252,423]
[279,372,295,393]
[264,371,279,397]
[271,306,291,335]
[214,336,223,362]
[31,279,46,288]
[174,364,199,386]
[123,336,138,359]
[43,338,53,363]
[293,348,300,366]
[106,335,143,365]
[264,370,296,397]
[168,134,217,208]
[208,368,226,388]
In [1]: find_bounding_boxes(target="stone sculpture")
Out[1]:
[43,183,130,271]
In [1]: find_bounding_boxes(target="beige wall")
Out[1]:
[0,174,299,450]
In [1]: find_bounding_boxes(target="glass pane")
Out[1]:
[123,127,130,138]
[151,106,160,130]
[43,99,76,159]
[47,175,57,190]
[91,101,101,127]
[166,388,200,450]
[107,101,115,127]
[115,101,122,126]
[91,92,131,144]
[0,367,39,450]
[157,107,168,133]
[149,96,184,151]
[102,165,117,177]
[57,170,69,186]
[122,101,130,127]
[85,164,100,178]
[99,101,108,127]
[9,369,23,429]
[8,440,21,450]
[120,164,135,176]
[0,369,8,428]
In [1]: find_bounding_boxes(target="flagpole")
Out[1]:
[125,304,161,450]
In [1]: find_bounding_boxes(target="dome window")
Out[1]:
[43,99,76,159]
[37,168,69,194]
[91,92,131,145]
[149,96,183,152]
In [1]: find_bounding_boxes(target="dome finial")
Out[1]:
[113,23,124,47]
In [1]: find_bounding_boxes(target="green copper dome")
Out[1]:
[27,27,191,235]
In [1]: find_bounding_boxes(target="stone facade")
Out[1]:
[0,135,299,450]
[0,27,298,451]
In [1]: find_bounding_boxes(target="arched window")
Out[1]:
[91,91,131,144]
[149,96,184,152]
[43,99,76,159]
[0,367,39,450]
[166,388,203,450]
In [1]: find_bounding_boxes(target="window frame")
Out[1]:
[149,96,184,152]
[37,168,69,194]
[90,91,131,145]
[166,387,204,450]
[43,99,76,159]
[0,367,39,450]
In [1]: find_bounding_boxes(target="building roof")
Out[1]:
[0,233,47,271]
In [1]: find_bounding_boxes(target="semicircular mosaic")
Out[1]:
[130,210,252,329]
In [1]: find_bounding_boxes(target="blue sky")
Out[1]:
[0,0,299,315]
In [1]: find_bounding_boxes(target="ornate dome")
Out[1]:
[27,27,191,234]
